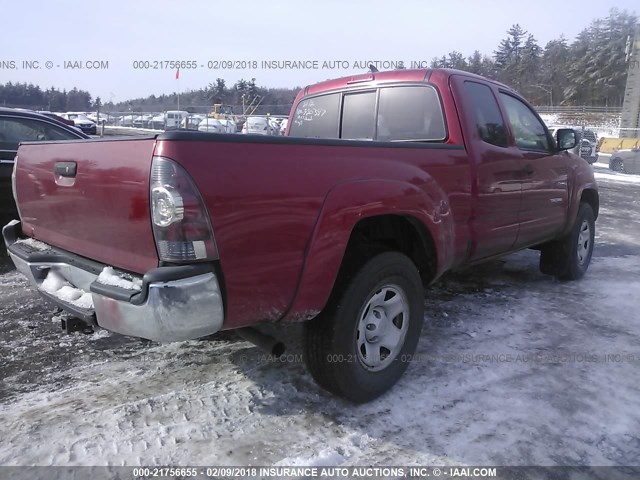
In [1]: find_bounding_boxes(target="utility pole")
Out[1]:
[175,68,181,116]
[621,23,640,139]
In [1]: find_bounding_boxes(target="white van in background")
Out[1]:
[164,110,189,130]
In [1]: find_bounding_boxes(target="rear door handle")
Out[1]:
[55,161,77,178]
[520,164,534,176]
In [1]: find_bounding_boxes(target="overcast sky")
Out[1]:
[1,0,637,103]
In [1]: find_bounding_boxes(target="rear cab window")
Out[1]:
[288,84,446,142]
[289,93,340,138]
[341,91,376,140]
[376,86,446,141]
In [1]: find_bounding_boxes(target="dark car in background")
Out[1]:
[609,148,640,174]
[0,108,88,221]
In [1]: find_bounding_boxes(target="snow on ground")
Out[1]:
[539,114,559,126]
[0,175,639,467]
[593,161,640,184]
[595,171,640,184]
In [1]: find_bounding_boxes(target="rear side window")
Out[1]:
[376,86,446,141]
[341,91,376,140]
[289,93,340,138]
[0,117,77,151]
[499,93,549,151]
[463,81,508,147]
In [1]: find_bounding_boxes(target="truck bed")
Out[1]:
[14,131,470,328]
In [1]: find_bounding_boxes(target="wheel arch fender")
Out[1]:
[563,159,599,236]
[579,187,599,219]
[282,178,453,322]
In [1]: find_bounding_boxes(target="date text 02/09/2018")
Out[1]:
[128,59,433,70]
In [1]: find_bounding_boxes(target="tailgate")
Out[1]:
[14,138,158,274]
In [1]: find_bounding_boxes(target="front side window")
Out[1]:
[0,117,76,151]
[500,93,550,151]
[463,81,508,147]
[341,91,376,140]
[289,93,340,138]
[376,86,446,141]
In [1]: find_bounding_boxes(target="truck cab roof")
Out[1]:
[301,68,515,97]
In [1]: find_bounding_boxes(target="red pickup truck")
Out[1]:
[3,68,598,402]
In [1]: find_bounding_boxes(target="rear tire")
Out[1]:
[303,252,424,403]
[539,203,595,280]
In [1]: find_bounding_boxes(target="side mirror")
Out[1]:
[556,128,577,150]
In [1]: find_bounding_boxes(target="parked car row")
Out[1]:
[58,113,97,135]
[34,109,290,136]
[114,112,185,130]
[37,111,99,135]
[166,113,287,135]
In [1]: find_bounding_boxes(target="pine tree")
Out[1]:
[564,27,592,104]
[494,24,528,89]
[208,78,227,103]
[563,10,636,106]
[594,9,637,106]
[447,51,468,70]
[519,34,542,101]
[541,37,570,107]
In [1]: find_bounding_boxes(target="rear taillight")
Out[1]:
[150,156,218,262]
[11,155,21,220]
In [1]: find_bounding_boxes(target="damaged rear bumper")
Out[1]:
[3,220,225,342]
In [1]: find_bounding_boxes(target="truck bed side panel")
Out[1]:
[156,137,470,329]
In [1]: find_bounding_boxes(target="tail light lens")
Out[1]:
[11,155,21,220]
[150,156,218,262]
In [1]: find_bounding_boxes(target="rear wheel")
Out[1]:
[539,203,595,280]
[303,252,424,403]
